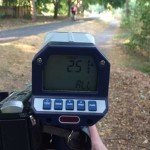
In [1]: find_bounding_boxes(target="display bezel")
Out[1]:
[32,43,110,98]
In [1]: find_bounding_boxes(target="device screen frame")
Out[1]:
[32,44,110,98]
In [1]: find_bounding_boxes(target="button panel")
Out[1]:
[34,98,106,114]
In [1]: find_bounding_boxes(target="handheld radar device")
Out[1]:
[32,32,110,128]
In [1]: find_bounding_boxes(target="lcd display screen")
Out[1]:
[43,55,98,91]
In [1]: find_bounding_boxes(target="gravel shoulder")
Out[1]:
[96,25,150,150]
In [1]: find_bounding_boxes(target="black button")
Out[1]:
[66,100,74,110]
[77,100,85,111]
[54,99,63,110]
[88,101,97,111]
[43,99,51,110]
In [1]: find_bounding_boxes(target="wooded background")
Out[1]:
[0,0,149,71]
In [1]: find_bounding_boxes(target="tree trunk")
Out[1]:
[53,0,60,19]
[126,0,129,17]
[30,0,36,21]
[67,0,71,17]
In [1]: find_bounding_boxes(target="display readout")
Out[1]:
[43,55,98,91]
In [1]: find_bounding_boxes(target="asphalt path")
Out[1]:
[0,17,97,43]
[95,19,119,45]
[94,19,119,56]
[0,16,119,57]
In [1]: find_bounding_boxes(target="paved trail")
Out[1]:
[0,20,74,42]
[0,17,118,47]
[95,19,119,56]
[0,17,96,43]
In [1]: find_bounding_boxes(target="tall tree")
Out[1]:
[67,0,72,17]
[30,0,36,21]
[125,0,129,17]
[53,0,61,18]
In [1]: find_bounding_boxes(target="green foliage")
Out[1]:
[35,0,67,17]
[103,0,126,8]
[17,0,29,6]
[2,0,29,6]
[121,0,150,73]
[122,0,150,73]
[59,0,68,15]
[82,0,126,9]
[36,0,51,8]
[36,0,51,13]
[82,0,98,9]
[123,45,150,74]
[88,4,104,13]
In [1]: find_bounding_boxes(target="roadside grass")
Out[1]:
[116,29,150,74]
[123,47,150,74]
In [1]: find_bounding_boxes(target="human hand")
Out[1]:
[89,125,107,150]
